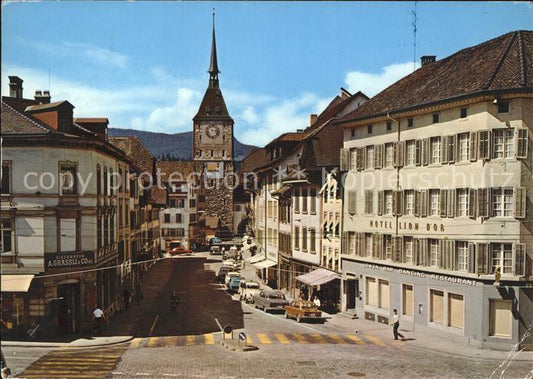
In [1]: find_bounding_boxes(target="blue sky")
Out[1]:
[2,2,532,146]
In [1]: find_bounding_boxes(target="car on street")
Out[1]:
[217,266,232,282]
[210,246,221,255]
[238,281,261,303]
[284,300,324,323]
[224,271,241,286]
[253,290,289,312]
[227,276,244,293]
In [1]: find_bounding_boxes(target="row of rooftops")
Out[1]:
[240,30,533,175]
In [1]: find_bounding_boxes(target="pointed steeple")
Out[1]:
[208,11,220,88]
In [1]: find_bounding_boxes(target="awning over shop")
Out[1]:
[253,259,277,269]
[270,185,291,198]
[296,268,340,286]
[1,274,34,292]
[248,253,265,263]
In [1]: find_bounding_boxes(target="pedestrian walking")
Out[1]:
[92,306,106,335]
[391,309,404,340]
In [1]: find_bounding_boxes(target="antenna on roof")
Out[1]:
[412,1,418,72]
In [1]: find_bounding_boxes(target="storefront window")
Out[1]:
[402,284,414,316]
[448,293,464,329]
[430,289,445,324]
[489,299,512,337]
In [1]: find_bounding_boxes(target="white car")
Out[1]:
[225,271,241,286]
[239,281,261,303]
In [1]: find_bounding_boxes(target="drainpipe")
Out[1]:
[387,112,400,238]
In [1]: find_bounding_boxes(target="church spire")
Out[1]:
[208,11,220,88]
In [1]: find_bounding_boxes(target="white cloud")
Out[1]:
[32,41,129,69]
[344,62,420,97]
[240,106,260,125]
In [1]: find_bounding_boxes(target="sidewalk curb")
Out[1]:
[1,336,134,349]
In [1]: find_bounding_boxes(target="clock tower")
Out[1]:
[193,14,235,238]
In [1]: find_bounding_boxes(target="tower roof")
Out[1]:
[208,13,220,76]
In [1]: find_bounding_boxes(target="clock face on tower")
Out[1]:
[206,125,221,139]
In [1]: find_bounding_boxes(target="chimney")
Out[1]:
[309,114,318,127]
[34,90,51,104]
[421,55,436,66]
[8,76,23,99]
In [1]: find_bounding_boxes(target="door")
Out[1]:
[57,283,79,334]
[347,279,358,310]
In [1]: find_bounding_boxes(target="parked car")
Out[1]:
[284,300,324,323]
[253,290,289,312]
[209,237,222,245]
[227,276,244,293]
[225,271,241,286]
[239,281,261,303]
[222,259,242,271]
[217,266,232,282]
[210,246,221,255]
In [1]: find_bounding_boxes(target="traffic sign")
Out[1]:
[238,332,247,341]
[223,325,233,334]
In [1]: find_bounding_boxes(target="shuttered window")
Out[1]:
[385,191,393,215]
[440,189,448,217]
[356,147,364,171]
[402,284,414,316]
[469,131,478,161]
[440,136,449,164]
[309,228,316,253]
[348,191,357,215]
[430,190,440,216]
[430,137,440,164]
[420,190,428,217]
[416,139,423,166]
[405,190,415,216]
[489,300,512,337]
[514,187,526,219]
[406,140,416,166]
[340,148,350,171]
[365,191,374,215]
[384,235,393,260]
[492,188,513,217]
[375,144,383,169]
[350,148,358,171]
[477,188,489,218]
[447,135,456,163]
[429,239,439,267]
[493,129,514,159]
[457,189,469,217]
[294,227,300,250]
[365,277,378,307]
[377,191,384,216]
[404,237,414,264]
[516,128,528,159]
[430,289,445,324]
[393,190,404,216]
[378,279,390,310]
[385,143,394,167]
[515,243,526,276]
[448,293,464,329]
[365,233,373,257]
[476,243,489,274]
[478,130,491,160]
[366,146,375,169]
[456,241,469,272]
[294,189,300,213]
[394,141,405,168]
[491,243,513,274]
[458,133,470,162]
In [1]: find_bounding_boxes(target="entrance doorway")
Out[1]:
[346,279,358,310]
[57,283,79,334]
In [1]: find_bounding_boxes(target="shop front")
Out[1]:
[295,268,341,312]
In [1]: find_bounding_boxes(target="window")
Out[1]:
[302,227,308,251]
[175,214,182,223]
[385,191,393,215]
[60,164,77,194]
[385,143,394,167]
[386,121,392,131]
[60,218,77,252]
[404,190,415,216]
[1,163,11,195]
[430,190,440,216]
[429,239,439,267]
[448,293,464,329]
[367,125,373,134]
[430,289,445,324]
[189,199,196,208]
[294,189,300,213]
[1,219,13,253]
[310,228,316,253]
[365,233,373,257]
[430,137,441,164]
[378,279,390,310]
[302,189,308,214]
[402,284,414,316]
[310,189,316,214]
[351,128,355,137]
[385,235,393,260]
[433,113,439,123]
[491,243,513,274]
[457,189,469,217]
[460,107,468,118]
[365,277,378,307]
[407,118,414,127]
[404,237,414,264]
[456,241,468,272]
[406,140,416,166]
[164,214,170,223]
[294,227,300,250]
[489,299,512,337]
[492,129,514,159]
[366,146,374,169]
[365,191,374,215]
[492,188,513,217]
[497,101,509,114]
[190,213,196,223]
[458,133,470,162]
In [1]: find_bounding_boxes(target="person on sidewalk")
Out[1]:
[313,295,321,309]
[391,309,404,340]
[92,306,106,336]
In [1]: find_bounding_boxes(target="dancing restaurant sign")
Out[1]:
[45,251,95,268]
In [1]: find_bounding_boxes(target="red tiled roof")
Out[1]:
[340,30,533,123]
[240,148,268,172]
[193,87,232,121]
[156,161,195,182]
[109,137,154,173]
[1,101,57,135]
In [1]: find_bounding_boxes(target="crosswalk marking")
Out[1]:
[275,333,290,344]
[204,333,215,345]
[257,333,272,344]
[362,333,387,347]
[129,332,397,348]
[345,334,365,344]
